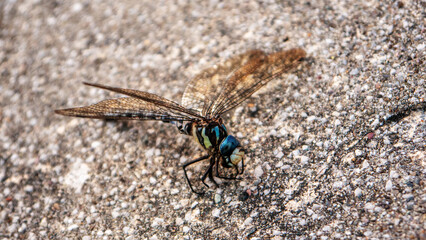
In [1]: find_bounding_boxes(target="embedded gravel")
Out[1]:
[0,0,425,239]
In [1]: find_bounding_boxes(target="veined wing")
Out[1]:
[209,48,306,116]
[55,97,195,121]
[181,50,266,117]
[83,82,204,119]
[55,82,204,121]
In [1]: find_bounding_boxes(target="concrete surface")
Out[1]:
[0,0,424,239]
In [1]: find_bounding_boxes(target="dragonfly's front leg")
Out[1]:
[183,155,210,194]
[215,156,244,180]
[201,156,218,188]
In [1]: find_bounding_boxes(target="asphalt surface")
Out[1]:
[0,0,424,239]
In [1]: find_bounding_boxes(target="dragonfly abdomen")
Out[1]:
[173,120,193,135]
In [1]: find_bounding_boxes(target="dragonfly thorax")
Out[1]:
[173,119,244,168]
[192,121,228,152]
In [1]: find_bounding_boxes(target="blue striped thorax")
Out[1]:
[193,122,228,152]
[174,119,245,168]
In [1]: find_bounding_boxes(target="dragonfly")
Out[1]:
[55,48,306,194]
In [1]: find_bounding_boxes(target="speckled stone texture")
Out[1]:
[0,0,424,239]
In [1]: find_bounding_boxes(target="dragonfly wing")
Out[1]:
[181,50,266,116]
[55,97,195,121]
[210,48,306,116]
[83,82,204,120]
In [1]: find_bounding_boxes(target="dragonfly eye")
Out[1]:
[219,135,239,155]
[220,135,244,167]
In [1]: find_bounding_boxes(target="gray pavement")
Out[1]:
[0,0,424,239]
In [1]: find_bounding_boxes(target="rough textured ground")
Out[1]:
[0,0,425,239]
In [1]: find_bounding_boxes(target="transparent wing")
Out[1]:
[82,82,204,119]
[210,48,306,116]
[181,50,266,117]
[55,82,204,121]
[55,97,195,121]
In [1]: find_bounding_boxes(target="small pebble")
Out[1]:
[385,180,393,191]
[71,3,83,12]
[91,141,101,148]
[390,170,399,178]
[402,194,414,202]
[350,68,359,75]
[214,194,221,204]
[275,151,284,159]
[355,150,364,156]
[300,156,309,165]
[364,203,375,211]
[354,188,362,197]
[333,181,344,189]
[149,177,157,185]
[151,218,164,228]
[67,224,79,231]
[175,217,184,225]
[24,185,34,193]
[212,208,221,217]
[243,217,253,226]
[254,166,264,178]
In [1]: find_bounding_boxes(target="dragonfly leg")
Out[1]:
[231,153,245,178]
[215,156,221,178]
[208,157,219,187]
[215,157,243,180]
[215,157,234,179]
[201,156,218,188]
[200,171,210,188]
[183,155,210,194]
[239,154,245,175]
[216,165,236,179]
[200,159,212,188]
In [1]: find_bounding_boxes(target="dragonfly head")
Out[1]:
[219,135,244,168]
